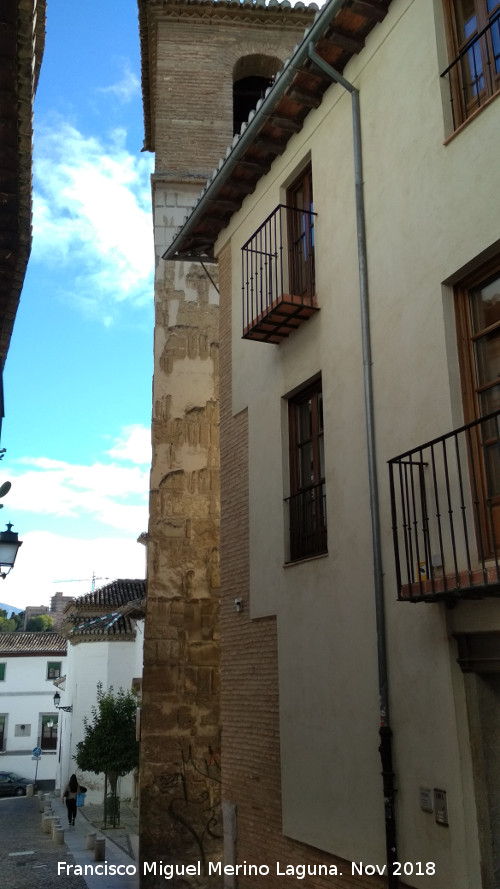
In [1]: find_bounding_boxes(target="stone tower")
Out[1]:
[137,1,316,881]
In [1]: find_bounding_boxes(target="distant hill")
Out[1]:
[0,602,22,616]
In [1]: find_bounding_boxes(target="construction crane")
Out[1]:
[52,572,109,592]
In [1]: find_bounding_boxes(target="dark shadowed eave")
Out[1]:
[0,0,46,370]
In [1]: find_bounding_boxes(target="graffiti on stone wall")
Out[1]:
[156,744,221,871]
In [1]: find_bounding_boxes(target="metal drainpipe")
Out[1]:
[308,45,398,888]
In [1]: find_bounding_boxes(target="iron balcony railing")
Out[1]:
[241,203,317,341]
[389,409,500,603]
[441,10,500,130]
[285,482,327,563]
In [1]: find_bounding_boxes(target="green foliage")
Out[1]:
[75,683,139,798]
[0,616,16,633]
[0,608,25,633]
[11,610,24,631]
[25,614,54,632]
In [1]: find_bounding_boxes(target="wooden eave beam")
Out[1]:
[236,158,267,172]
[209,198,242,212]
[202,215,228,228]
[228,178,256,195]
[324,30,365,54]
[253,137,287,155]
[268,115,302,133]
[350,1,388,23]
[286,86,322,108]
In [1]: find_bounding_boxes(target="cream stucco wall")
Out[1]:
[215,0,500,885]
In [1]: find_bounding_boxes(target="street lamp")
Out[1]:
[53,691,72,713]
[0,523,22,578]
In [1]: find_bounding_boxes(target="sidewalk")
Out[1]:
[52,795,139,889]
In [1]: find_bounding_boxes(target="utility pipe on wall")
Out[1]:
[308,44,398,888]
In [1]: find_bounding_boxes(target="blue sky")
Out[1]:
[1,0,154,608]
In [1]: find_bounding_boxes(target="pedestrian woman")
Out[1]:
[62,773,87,826]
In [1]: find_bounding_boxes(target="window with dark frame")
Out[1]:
[442,0,500,128]
[0,663,5,681]
[0,715,5,751]
[241,161,318,342]
[455,255,500,554]
[287,378,327,562]
[46,661,61,680]
[41,715,58,751]
[287,164,315,303]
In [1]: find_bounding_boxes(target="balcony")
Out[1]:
[241,204,319,344]
[441,11,500,130]
[388,410,500,603]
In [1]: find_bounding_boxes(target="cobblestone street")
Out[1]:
[0,794,139,889]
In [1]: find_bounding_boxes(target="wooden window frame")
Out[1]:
[455,253,500,556]
[286,164,316,304]
[287,377,327,562]
[442,0,500,127]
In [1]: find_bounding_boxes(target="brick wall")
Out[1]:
[148,3,315,173]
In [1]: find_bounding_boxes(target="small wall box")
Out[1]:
[419,787,433,813]
[434,788,449,825]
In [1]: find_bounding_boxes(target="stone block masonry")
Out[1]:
[139,3,316,884]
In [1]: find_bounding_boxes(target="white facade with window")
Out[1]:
[0,633,66,786]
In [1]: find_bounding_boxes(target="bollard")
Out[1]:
[53,827,64,845]
[94,837,105,861]
[86,832,97,850]
[51,819,61,839]
[26,783,34,797]
[41,815,57,834]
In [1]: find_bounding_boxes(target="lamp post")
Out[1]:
[53,691,72,713]
[0,523,22,578]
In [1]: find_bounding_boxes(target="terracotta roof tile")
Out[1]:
[74,579,146,610]
[69,613,138,641]
[0,632,67,655]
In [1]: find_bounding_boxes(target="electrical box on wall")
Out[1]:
[434,788,449,825]
[419,787,433,813]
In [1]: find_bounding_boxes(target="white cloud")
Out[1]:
[98,61,141,104]
[32,119,154,322]
[106,424,151,465]
[0,427,151,608]
[7,426,150,534]
[1,531,146,610]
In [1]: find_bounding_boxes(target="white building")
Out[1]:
[0,632,66,789]
[56,579,145,803]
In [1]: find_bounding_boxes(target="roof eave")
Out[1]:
[163,0,392,262]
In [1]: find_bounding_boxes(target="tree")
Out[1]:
[0,614,16,633]
[11,610,24,631]
[0,609,25,633]
[75,683,139,827]
[25,614,54,632]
